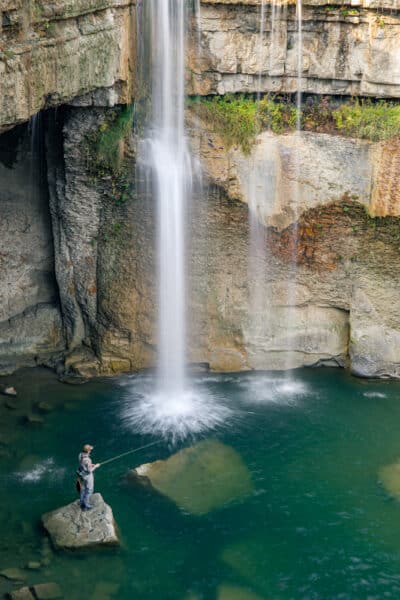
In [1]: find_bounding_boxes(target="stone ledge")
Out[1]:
[0,1,135,132]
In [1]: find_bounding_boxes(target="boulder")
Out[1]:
[0,568,26,582]
[9,588,35,600]
[2,386,17,397]
[217,585,267,600]
[25,562,41,570]
[32,583,62,599]
[378,461,400,500]
[8,584,63,600]
[42,494,119,550]
[128,440,253,515]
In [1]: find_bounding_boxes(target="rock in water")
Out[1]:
[129,440,253,515]
[378,461,400,500]
[217,585,267,600]
[32,583,63,599]
[2,386,17,397]
[42,493,119,550]
[0,568,26,582]
[9,588,35,600]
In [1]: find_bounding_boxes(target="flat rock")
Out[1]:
[9,588,35,600]
[42,494,119,550]
[378,461,400,500]
[37,402,54,413]
[32,582,63,599]
[26,561,41,570]
[217,584,267,600]
[24,415,44,425]
[129,440,253,515]
[2,386,17,397]
[0,568,26,582]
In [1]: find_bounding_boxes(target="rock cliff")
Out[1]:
[0,0,135,132]
[0,0,400,378]
[190,0,400,98]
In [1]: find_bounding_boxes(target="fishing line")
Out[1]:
[99,439,162,467]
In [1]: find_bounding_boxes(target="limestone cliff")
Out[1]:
[0,0,135,132]
[0,0,400,379]
[190,0,400,98]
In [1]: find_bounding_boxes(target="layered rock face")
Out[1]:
[0,122,64,375]
[0,0,400,378]
[190,0,400,98]
[0,0,135,132]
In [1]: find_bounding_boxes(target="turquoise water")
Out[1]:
[1,368,400,599]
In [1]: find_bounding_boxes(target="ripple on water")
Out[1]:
[15,458,65,483]
[363,391,387,399]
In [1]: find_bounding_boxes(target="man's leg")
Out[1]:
[79,481,86,508]
[81,483,93,509]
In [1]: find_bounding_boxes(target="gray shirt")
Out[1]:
[78,452,94,489]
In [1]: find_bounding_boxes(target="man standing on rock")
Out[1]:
[77,444,101,510]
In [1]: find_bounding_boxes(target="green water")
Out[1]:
[1,368,400,599]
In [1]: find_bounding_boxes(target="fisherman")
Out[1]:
[77,444,101,510]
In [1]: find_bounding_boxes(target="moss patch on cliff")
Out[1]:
[86,106,133,175]
[84,107,134,205]
[192,95,400,151]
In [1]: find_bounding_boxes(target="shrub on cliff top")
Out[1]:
[192,95,400,150]
[194,95,297,153]
[333,99,400,141]
[195,95,259,154]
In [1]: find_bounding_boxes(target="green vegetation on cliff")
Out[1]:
[192,95,400,152]
[84,106,134,206]
[87,106,133,175]
[334,100,400,141]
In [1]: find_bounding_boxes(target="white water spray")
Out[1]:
[284,0,304,371]
[130,1,232,440]
[147,0,192,394]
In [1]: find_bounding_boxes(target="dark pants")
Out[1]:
[79,479,93,509]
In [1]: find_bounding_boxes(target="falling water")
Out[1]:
[129,1,233,440]
[285,0,304,370]
[247,0,268,364]
[247,0,282,367]
[146,0,192,394]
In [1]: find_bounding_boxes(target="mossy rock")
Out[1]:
[129,439,253,515]
[378,460,400,500]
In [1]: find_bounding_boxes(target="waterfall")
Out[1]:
[285,0,304,371]
[127,0,233,441]
[140,0,192,394]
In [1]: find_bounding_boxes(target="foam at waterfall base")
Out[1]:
[121,383,233,442]
[238,374,310,405]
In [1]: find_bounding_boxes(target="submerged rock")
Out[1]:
[32,583,62,599]
[25,561,41,571]
[378,461,400,500]
[0,568,26,582]
[9,588,35,600]
[217,585,267,600]
[42,493,119,550]
[90,581,120,600]
[129,440,253,515]
[9,583,62,600]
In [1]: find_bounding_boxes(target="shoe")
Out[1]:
[82,505,93,510]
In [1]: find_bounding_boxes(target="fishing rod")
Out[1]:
[99,439,162,467]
